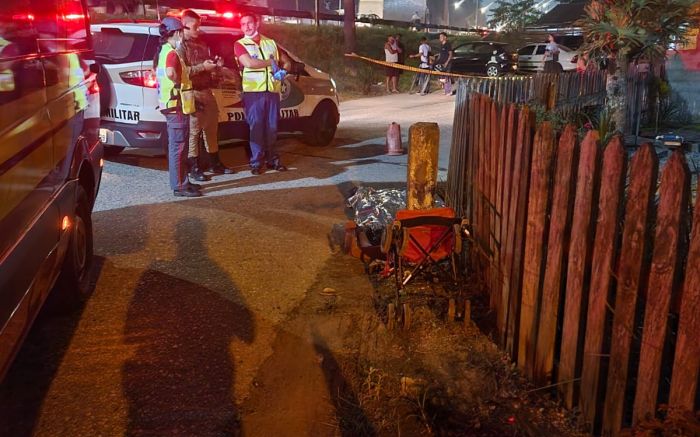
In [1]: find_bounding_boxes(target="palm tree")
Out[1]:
[576,0,699,134]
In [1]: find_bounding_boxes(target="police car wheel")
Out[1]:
[303,102,338,147]
[486,64,499,77]
[53,186,94,306]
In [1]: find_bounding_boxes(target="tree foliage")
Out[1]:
[576,0,700,62]
[487,0,543,32]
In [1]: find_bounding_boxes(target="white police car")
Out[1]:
[92,20,340,154]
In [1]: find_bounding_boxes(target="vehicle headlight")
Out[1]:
[330,77,337,90]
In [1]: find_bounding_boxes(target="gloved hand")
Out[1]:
[273,69,287,81]
[270,57,287,81]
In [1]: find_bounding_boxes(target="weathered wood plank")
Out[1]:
[518,121,555,377]
[668,176,700,410]
[498,104,518,344]
[487,99,498,308]
[533,124,578,384]
[505,107,533,356]
[558,129,600,408]
[602,144,658,436]
[579,137,626,429]
[633,151,690,423]
[467,94,477,223]
[407,123,440,210]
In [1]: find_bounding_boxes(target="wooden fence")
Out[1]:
[446,90,700,435]
[456,70,607,114]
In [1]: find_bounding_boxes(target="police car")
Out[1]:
[92,20,340,154]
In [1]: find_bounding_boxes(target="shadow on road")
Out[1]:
[123,216,255,436]
[311,331,377,437]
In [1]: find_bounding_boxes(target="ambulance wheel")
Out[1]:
[54,186,94,305]
[303,101,338,147]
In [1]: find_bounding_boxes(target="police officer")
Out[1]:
[181,9,235,181]
[233,13,290,175]
[155,17,215,197]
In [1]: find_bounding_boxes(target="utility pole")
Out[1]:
[315,0,320,27]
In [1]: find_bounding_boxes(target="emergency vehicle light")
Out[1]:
[12,13,35,20]
[120,70,158,88]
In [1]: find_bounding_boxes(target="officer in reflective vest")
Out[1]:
[155,17,213,197]
[234,13,290,175]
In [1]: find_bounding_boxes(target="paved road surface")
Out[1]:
[0,92,456,436]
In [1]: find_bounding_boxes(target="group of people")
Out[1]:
[155,11,288,198]
[384,32,455,96]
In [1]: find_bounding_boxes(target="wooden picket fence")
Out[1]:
[456,70,607,113]
[446,90,700,435]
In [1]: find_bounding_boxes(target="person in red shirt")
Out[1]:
[154,17,216,197]
[234,13,290,174]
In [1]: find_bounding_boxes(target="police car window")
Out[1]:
[94,30,149,64]
[535,45,546,55]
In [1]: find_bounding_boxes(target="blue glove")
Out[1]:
[270,58,287,81]
[273,69,287,81]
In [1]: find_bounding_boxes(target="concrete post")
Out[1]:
[407,122,440,210]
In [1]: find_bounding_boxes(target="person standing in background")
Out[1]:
[409,36,431,95]
[384,34,400,93]
[544,33,561,73]
[435,32,453,95]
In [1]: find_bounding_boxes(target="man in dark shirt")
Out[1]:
[436,32,454,95]
[181,9,234,181]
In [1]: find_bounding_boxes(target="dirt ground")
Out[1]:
[253,226,588,436]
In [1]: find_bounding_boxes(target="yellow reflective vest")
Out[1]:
[0,37,15,92]
[238,35,280,93]
[156,43,195,114]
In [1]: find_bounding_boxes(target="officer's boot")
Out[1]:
[208,152,235,174]
[188,157,209,182]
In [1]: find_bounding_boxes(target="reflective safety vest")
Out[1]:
[238,35,280,93]
[156,43,195,114]
[0,37,15,92]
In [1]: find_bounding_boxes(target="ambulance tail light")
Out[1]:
[119,70,158,88]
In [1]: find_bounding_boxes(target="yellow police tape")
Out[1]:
[344,52,478,78]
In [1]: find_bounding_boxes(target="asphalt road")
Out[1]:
[0,92,456,436]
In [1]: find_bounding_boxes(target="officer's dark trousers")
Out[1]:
[165,111,191,190]
[242,91,280,169]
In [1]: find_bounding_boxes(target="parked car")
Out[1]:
[0,0,103,380]
[517,43,578,73]
[92,19,340,154]
[450,41,518,77]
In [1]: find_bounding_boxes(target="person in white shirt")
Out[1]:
[410,37,432,95]
[544,33,561,73]
[384,34,401,93]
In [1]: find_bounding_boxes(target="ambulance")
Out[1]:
[92,17,340,155]
[0,0,103,379]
